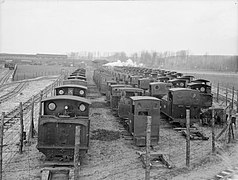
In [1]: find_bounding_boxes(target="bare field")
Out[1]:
[179,70,238,90]
[14,65,75,81]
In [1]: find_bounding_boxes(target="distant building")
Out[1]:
[0,53,68,61]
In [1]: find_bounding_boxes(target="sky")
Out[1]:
[0,0,237,55]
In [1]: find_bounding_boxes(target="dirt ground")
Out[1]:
[1,67,238,180]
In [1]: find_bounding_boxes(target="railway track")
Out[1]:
[0,70,13,85]
[2,80,57,132]
[2,75,64,132]
[0,82,27,103]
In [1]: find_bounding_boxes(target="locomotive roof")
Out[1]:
[68,75,86,78]
[187,82,210,87]
[42,95,91,104]
[117,87,144,92]
[169,79,187,82]
[55,84,88,90]
[158,76,169,79]
[177,77,189,79]
[150,82,170,85]
[110,84,131,88]
[182,75,195,78]
[130,96,161,101]
[169,88,198,92]
[106,80,117,83]
[192,79,210,83]
[175,72,183,76]
[130,75,142,77]
[63,79,87,83]
[138,78,150,80]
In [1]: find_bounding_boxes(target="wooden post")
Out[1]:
[0,112,5,180]
[231,86,234,110]
[237,90,238,113]
[74,126,81,180]
[227,107,232,143]
[38,91,43,128]
[145,116,152,180]
[217,83,219,102]
[186,109,190,168]
[225,86,228,106]
[19,102,24,154]
[29,97,35,139]
[211,108,215,153]
[51,84,54,96]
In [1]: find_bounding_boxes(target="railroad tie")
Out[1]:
[215,169,234,179]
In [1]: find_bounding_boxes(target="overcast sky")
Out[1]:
[0,0,237,55]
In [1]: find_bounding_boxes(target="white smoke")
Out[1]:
[103,59,143,67]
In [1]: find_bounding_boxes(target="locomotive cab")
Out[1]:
[109,84,131,111]
[157,76,169,83]
[55,84,87,97]
[106,80,117,102]
[128,96,161,146]
[37,96,91,161]
[138,78,154,91]
[62,79,87,87]
[178,75,195,83]
[169,79,187,88]
[149,82,172,99]
[161,88,201,126]
[187,82,212,108]
[118,87,144,119]
[191,79,210,85]
[129,75,142,87]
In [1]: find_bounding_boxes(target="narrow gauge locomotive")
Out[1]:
[93,69,116,95]
[127,96,161,146]
[130,75,143,87]
[177,75,195,83]
[37,95,91,161]
[169,79,187,88]
[55,84,87,98]
[138,78,154,91]
[63,79,87,87]
[161,88,201,126]
[157,76,170,83]
[109,84,132,111]
[187,82,212,108]
[105,80,117,102]
[149,82,172,99]
[118,87,144,119]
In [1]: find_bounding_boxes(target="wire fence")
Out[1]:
[0,73,66,180]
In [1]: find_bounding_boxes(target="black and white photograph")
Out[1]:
[0,0,238,179]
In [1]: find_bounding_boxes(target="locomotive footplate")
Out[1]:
[43,160,74,167]
[136,151,173,169]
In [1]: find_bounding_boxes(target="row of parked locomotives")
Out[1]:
[37,68,91,162]
[93,66,213,145]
